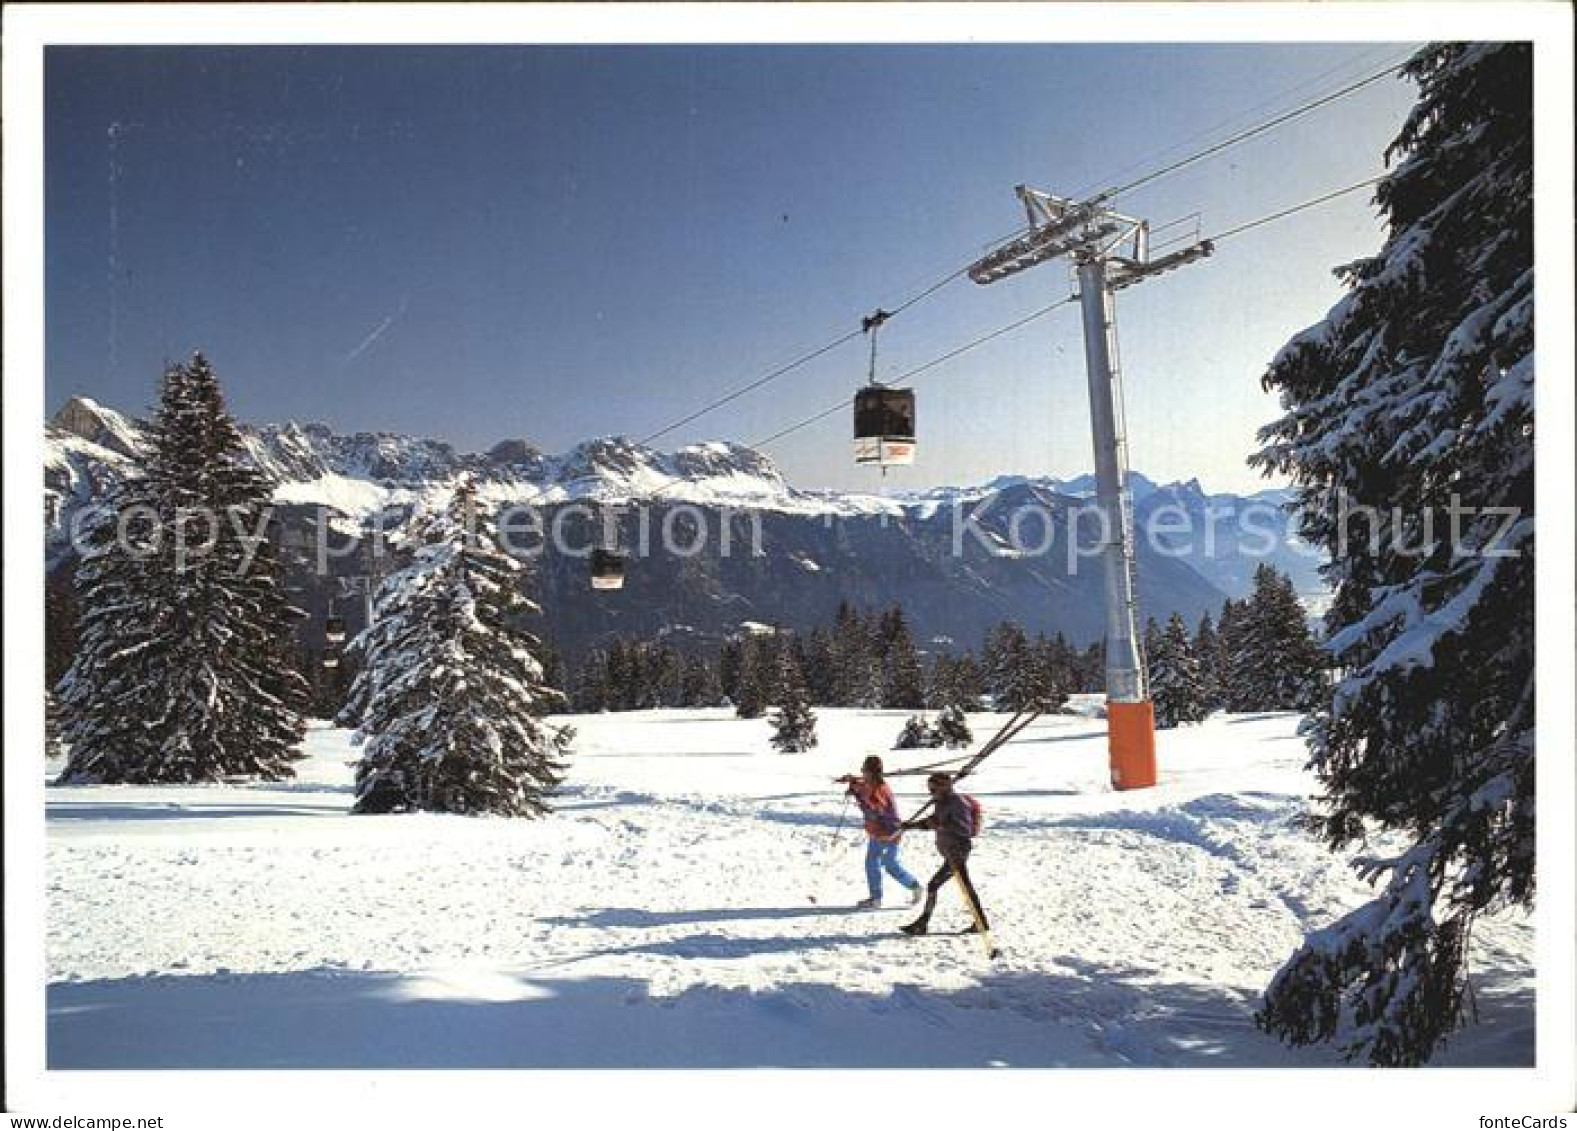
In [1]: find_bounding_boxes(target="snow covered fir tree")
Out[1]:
[1238,564,1328,712]
[933,704,973,748]
[893,714,934,750]
[55,354,308,783]
[347,479,572,816]
[892,706,973,751]
[1251,42,1534,1066]
[1146,613,1209,729]
[1191,612,1225,715]
[45,690,66,759]
[767,647,818,754]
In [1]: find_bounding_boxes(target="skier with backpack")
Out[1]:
[899,771,992,943]
[836,755,923,909]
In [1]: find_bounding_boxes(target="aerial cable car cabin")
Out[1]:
[853,386,916,467]
[590,546,626,591]
[852,308,916,468]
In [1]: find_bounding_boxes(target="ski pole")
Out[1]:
[807,794,853,904]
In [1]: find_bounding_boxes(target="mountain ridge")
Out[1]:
[44,396,1323,657]
[47,393,1295,519]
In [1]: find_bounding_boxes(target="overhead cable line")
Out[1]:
[1096,58,1407,201]
[637,328,866,446]
[637,224,1035,448]
[754,173,1389,452]
[1068,44,1412,202]
[1205,174,1387,243]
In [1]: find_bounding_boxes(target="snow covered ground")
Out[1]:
[44,709,1534,1069]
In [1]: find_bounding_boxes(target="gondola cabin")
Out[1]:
[324,615,347,646]
[853,385,916,466]
[590,548,626,591]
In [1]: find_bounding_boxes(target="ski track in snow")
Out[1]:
[43,710,1534,1069]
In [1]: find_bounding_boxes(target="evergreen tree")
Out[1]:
[733,635,772,719]
[46,689,66,759]
[605,639,636,711]
[800,626,836,704]
[982,621,1030,709]
[1240,564,1328,712]
[718,637,744,706]
[926,654,955,710]
[768,648,818,753]
[537,641,567,699]
[1022,634,1070,713]
[881,607,927,709]
[1193,612,1224,715]
[1251,44,1533,1066]
[45,572,78,688]
[933,704,973,749]
[651,645,685,708]
[1047,633,1079,698]
[831,603,882,708]
[680,654,723,708]
[1142,615,1163,702]
[57,355,307,784]
[348,481,571,816]
[575,650,611,713]
[1217,598,1256,712]
[1077,641,1105,693]
[1149,613,1207,729]
[929,650,985,711]
[956,651,986,706]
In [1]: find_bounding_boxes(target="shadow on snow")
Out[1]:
[46,962,1534,1070]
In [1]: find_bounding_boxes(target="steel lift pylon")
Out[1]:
[968,186,1213,790]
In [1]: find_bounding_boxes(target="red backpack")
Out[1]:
[962,793,985,836]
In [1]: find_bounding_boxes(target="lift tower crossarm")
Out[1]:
[965,188,1211,791]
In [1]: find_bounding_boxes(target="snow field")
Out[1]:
[45,709,1534,1068]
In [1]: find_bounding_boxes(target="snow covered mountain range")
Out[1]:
[44,396,1323,656]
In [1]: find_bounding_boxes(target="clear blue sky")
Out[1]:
[46,43,1420,494]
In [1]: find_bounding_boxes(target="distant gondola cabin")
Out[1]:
[590,548,626,591]
[853,386,916,466]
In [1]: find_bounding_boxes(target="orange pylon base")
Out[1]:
[1107,699,1157,790]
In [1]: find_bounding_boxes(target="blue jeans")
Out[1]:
[865,837,920,899]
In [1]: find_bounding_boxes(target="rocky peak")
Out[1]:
[50,396,146,459]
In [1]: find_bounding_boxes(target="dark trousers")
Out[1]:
[912,843,989,931]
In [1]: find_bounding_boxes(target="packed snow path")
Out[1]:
[45,709,1534,1068]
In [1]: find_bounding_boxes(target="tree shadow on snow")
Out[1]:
[970,787,1084,800]
[47,800,343,822]
[1005,730,1104,747]
[580,749,759,757]
[542,905,845,929]
[581,929,887,962]
[1223,712,1303,725]
[45,964,1534,1070]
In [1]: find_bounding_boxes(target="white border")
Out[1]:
[5,4,1573,1127]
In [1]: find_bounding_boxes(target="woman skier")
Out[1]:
[837,755,923,909]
